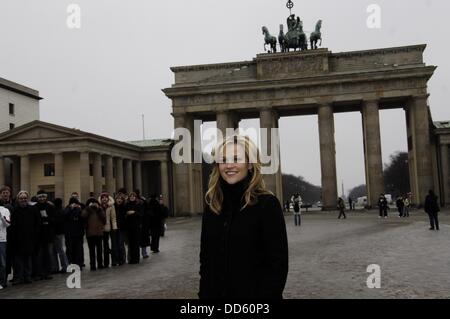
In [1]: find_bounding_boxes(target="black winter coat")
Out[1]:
[115,202,127,231]
[124,200,143,232]
[424,194,440,214]
[148,199,163,235]
[35,202,56,244]
[199,177,289,299]
[64,206,85,238]
[11,204,41,255]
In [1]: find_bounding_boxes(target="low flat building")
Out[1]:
[0,120,175,213]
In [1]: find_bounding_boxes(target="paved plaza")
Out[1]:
[1,209,449,299]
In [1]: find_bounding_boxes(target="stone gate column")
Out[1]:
[406,94,434,206]
[259,107,283,202]
[318,103,338,210]
[172,113,192,216]
[440,144,449,206]
[361,99,384,208]
[216,110,240,140]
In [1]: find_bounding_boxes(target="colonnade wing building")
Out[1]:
[164,44,450,215]
[0,120,174,211]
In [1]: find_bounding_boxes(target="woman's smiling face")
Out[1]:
[218,144,253,185]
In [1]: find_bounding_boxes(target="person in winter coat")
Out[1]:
[34,190,56,280]
[0,185,14,287]
[337,197,346,219]
[424,190,440,230]
[99,193,117,267]
[199,135,288,299]
[52,198,69,273]
[378,194,388,218]
[140,198,151,258]
[0,204,11,289]
[114,194,127,265]
[292,193,302,226]
[11,191,41,284]
[124,192,142,264]
[148,194,163,253]
[82,198,106,271]
[396,196,405,217]
[158,195,169,237]
[64,197,85,268]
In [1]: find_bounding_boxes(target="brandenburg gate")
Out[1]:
[163,44,436,216]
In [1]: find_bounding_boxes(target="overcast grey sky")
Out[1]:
[0,0,448,193]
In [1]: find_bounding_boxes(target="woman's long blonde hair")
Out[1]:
[205,135,272,214]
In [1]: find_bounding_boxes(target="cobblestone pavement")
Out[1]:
[1,209,449,299]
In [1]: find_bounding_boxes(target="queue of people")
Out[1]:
[0,185,169,289]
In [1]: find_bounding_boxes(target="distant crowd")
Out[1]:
[0,185,169,290]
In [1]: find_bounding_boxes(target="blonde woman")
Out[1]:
[199,135,288,299]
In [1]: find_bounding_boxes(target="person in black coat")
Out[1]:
[114,194,127,265]
[424,190,440,230]
[199,135,288,299]
[11,191,41,284]
[52,198,69,273]
[148,194,163,253]
[34,190,56,280]
[0,185,16,284]
[378,194,388,218]
[124,192,142,264]
[140,198,151,258]
[64,197,85,268]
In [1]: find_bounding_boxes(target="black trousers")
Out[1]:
[338,209,346,219]
[102,232,111,267]
[127,228,140,264]
[427,212,440,230]
[36,242,53,278]
[294,213,301,226]
[87,236,103,269]
[151,233,160,252]
[379,208,387,217]
[65,236,84,267]
[15,254,32,282]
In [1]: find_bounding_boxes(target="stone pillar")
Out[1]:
[0,156,5,187]
[318,103,338,210]
[406,95,434,206]
[54,152,65,202]
[216,110,240,140]
[80,151,90,202]
[92,153,103,197]
[12,157,20,196]
[440,144,449,206]
[124,159,133,193]
[172,113,193,216]
[20,154,30,192]
[160,159,170,207]
[361,100,384,208]
[259,108,283,202]
[115,157,124,191]
[105,155,114,195]
[133,161,142,193]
